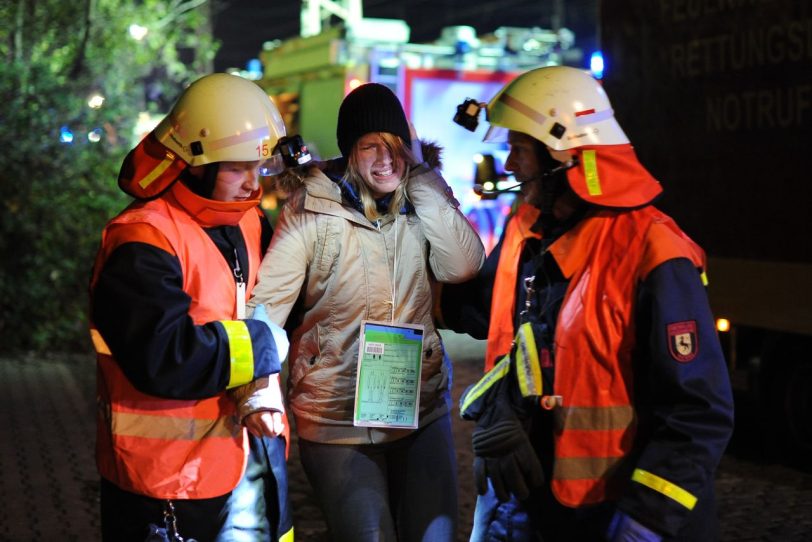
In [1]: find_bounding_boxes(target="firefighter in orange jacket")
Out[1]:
[90,74,293,541]
[443,66,734,541]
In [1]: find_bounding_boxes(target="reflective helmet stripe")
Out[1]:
[90,328,112,356]
[207,125,272,152]
[138,151,177,190]
[500,93,548,125]
[581,149,603,196]
[575,107,615,126]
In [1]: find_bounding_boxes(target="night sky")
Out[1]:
[211,0,599,72]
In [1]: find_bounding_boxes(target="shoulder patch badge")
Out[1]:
[667,321,698,362]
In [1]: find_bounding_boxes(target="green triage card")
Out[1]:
[353,320,424,429]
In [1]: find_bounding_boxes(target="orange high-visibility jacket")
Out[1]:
[484,203,541,370]
[488,203,705,507]
[90,180,263,499]
[548,206,705,506]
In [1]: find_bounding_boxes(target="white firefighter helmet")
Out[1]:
[484,65,629,151]
[153,73,286,167]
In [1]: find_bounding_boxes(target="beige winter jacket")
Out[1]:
[248,162,485,444]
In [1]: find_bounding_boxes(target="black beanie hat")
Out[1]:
[336,83,411,157]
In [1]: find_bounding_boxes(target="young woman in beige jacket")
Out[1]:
[242,82,485,541]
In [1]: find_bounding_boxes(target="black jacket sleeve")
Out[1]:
[92,241,279,400]
[619,257,735,538]
[440,236,503,339]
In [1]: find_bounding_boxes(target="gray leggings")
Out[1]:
[298,414,458,542]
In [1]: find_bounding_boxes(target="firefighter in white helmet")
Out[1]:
[90,73,295,541]
[444,65,734,541]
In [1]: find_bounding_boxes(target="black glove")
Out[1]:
[471,393,544,502]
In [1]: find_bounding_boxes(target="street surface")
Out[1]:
[0,332,810,541]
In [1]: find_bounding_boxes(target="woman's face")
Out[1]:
[353,133,405,198]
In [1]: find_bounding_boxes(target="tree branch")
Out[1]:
[69,0,93,78]
[154,0,210,29]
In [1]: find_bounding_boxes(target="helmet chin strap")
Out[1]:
[538,169,569,231]
[182,163,220,199]
[534,143,579,231]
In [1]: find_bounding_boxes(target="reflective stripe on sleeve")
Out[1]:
[632,468,698,510]
[220,320,255,389]
[460,355,510,415]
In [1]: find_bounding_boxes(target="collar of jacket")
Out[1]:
[548,208,643,279]
[167,180,261,227]
[298,170,396,230]
[301,169,376,227]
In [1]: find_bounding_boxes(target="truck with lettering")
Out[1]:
[600,0,811,463]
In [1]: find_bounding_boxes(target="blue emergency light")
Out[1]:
[590,51,605,79]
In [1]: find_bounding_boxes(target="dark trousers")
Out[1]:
[100,477,229,542]
[298,414,458,542]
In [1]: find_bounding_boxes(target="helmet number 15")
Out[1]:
[257,142,271,158]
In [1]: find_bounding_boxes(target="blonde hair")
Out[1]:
[344,132,415,222]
